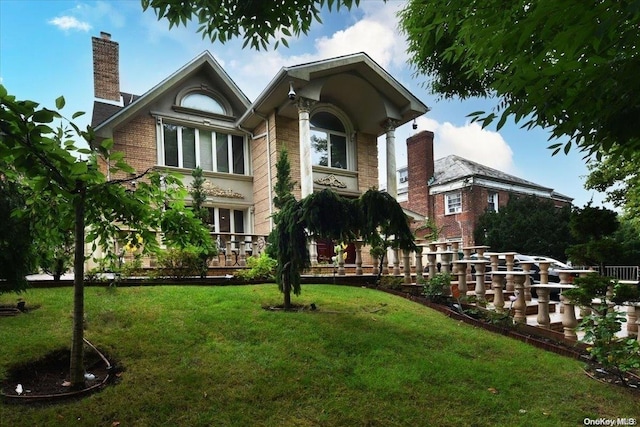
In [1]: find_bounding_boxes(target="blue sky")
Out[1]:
[0,0,606,208]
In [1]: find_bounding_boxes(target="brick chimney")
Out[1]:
[406,130,435,217]
[92,32,120,102]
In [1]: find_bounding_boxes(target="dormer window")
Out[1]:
[180,93,225,115]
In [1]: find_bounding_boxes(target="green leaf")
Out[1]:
[71,111,85,119]
[55,96,65,110]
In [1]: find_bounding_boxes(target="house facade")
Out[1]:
[399,131,573,246]
[90,32,428,264]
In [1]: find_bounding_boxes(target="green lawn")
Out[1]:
[1,285,638,426]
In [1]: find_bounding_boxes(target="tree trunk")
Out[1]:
[283,276,291,310]
[70,183,86,389]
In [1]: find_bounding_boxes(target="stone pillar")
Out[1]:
[536,287,551,329]
[372,255,380,276]
[427,246,437,280]
[475,261,487,305]
[513,273,527,324]
[355,241,363,276]
[561,293,579,341]
[504,252,516,292]
[520,261,533,301]
[225,240,232,266]
[384,119,399,198]
[338,246,345,276]
[627,305,638,336]
[297,97,315,198]
[393,248,401,276]
[382,248,389,275]
[415,248,424,282]
[492,274,505,313]
[440,251,452,275]
[454,262,468,294]
[403,249,412,284]
[310,239,318,266]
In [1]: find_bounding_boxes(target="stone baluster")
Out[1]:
[252,237,259,258]
[393,248,401,275]
[440,251,452,275]
[636,305,640,344]
[415,247,424,282]
[492,273,506,313]
[225,240,232,266]
[355,241,363,275]
[462,247,472,260]
[513,272,528,324]
[474,260,488,305]
[372,255,380,276]
[536,261,551,329]
[560,292,579,341]
[338,246,345,276]
[403,249,412,284]
[427,244,437,279]
[520,261,534,301]
[536,287,551,329]
[454,261,468,294]
[627,305,638,337]
[382,248,390,275]
[504,252,517,292]
[239,241,247,266]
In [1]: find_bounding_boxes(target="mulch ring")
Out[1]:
[1,341,119,404]
[0,302,40,317]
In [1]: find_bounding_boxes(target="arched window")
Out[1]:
[180,93,225,115]
[310,111,348,169]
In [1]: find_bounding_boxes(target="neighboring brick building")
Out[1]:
[399,131,573,246]
[90,32,428,263]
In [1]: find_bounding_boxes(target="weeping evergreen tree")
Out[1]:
[270,150,416,309]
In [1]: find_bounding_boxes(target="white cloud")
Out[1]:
[314,18,407,69]
[418,117,517,174]
[48,16,91,32]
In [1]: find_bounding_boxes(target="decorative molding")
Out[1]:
[382,118,400,132]
[296,97,316,112]
[314,174,347,189]
[201,181,244,199]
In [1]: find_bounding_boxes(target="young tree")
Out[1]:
[269,150,416,309]
[399,0,640,158]
[0,85,186,389]
[474,195,572,260]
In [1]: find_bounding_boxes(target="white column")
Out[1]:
[384,119,399,198]
[297,98,315,198]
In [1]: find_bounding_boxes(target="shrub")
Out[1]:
[235,252,277,281]
[378,275,403,290]
[154,247,202,280]
[422,273,452,303]
[564,274,640,384]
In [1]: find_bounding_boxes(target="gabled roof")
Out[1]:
[93,52,251,137]
[239,52,429,136]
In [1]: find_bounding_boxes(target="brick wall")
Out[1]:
[111,113,157,177]
[92,32,120,102]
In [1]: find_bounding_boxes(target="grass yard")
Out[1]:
[0,284,638,426]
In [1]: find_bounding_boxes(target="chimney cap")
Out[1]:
[100,31,111,40]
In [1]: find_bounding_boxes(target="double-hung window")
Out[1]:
[445,192,462,214]
[162,123,245,174]
[487,192,499,212]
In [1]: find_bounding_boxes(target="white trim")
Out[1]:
[430,177,553,199]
